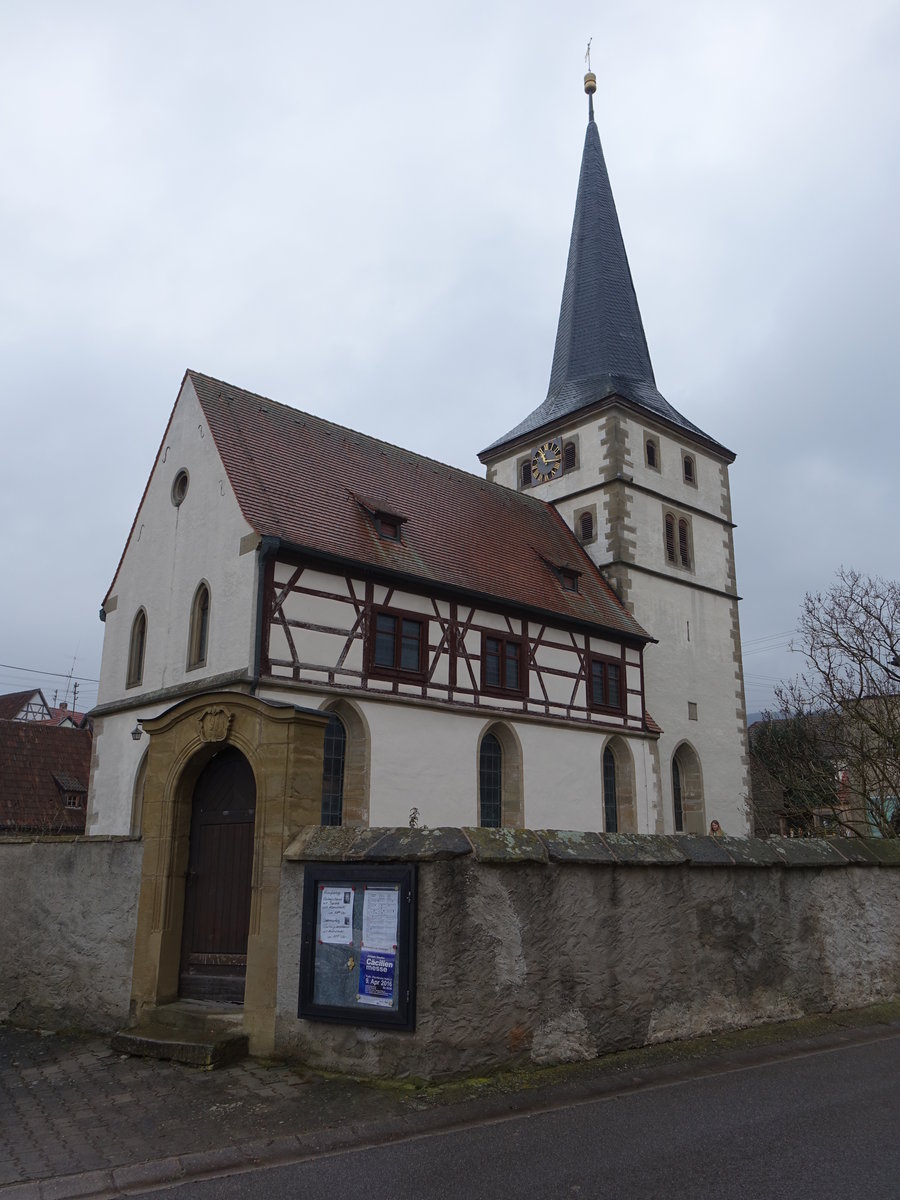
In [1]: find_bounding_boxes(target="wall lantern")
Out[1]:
[131,721,143,742]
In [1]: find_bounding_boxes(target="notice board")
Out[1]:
[298,862,417,1030]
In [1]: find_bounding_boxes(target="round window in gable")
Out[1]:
[171,469,190,506]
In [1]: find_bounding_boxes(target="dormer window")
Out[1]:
[376,515,401,542]
[560,568,579,592]
[355,495,408,543]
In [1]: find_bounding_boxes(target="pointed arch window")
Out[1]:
[321,714,346,826]
[126,609,147,689]
[603,746,617,833]
[673,758,684,832]
[683,454,696,485]
[479,733,502,828]
[187,583,210,670]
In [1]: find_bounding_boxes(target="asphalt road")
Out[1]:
[139,1033,900,1200]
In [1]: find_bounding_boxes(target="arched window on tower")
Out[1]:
[187,583,210,670]
[321,714,346,825]
[646,439,657,469]
[664,514,676,563]
[678,519,691,569]
[479,733,503,828]
[127,609,147,688]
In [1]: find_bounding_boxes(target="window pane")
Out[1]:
[484,637,501,687]
[479,733,502,827]
[679,520,690,568]
[672,759,683,832]
[607,664,621,709]
[374,614,396,667]
[504,642,519,690]
[591,660,605,706]
[665,515,675,562]
[603,747,617,832]
[400,619,421,671]
[321,715,346,826]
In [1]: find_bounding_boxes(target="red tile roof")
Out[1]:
[187,371,649,642]
[0,721,92,833]
[0,689,50,721]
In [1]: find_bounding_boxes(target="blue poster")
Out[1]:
[358,950,396,1008]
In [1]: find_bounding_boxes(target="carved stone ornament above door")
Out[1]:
[197,707,233,743]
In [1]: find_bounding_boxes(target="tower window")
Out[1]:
[665,514,676,563]
[520,460,532,488]
[646,436,660,471]
[682,454,696,485]
[563,441,577,472]
[664,511,693,570]
[580,511,593,541]
[678,519,691,568]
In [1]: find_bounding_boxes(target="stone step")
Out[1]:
[146,998,245,1035]
[112,1023,248,1069]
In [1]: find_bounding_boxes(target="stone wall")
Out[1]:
[0,836,142,1031]
[276,828,900,1079]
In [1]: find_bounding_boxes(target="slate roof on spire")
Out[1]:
[481,104,731,459]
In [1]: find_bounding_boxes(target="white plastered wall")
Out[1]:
[88,377,259,834]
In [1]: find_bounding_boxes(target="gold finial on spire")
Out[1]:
[584,37,597,97]
[584,37,597,116]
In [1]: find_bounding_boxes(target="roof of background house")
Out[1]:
[176,371,649,644]
[480,105,732,461]
[0,721,92,833]
[46,703,89,728]
[0,689,51,721]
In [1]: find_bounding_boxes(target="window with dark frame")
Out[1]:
[646,439,658,469]
[127,609,147,688]
[683,455,695,484]
[371,610,425,677]
[580,511,593,541]
[321,714,346,826]
[479,733,502,827]
[603,747,618,832]
[673,758,684,832]
[678,518,691,568]
[563,441,576,472]
[187,583,210,669]
[482,634,524,695]
[521,460,532,488]
[589,656,622,711]
[376,516,401,541]
[665,513,676,563]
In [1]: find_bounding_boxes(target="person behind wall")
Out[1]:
[709,819,723,837]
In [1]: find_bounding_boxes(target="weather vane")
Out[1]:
[585,38,592,73]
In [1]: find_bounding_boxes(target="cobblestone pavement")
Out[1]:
[0,1025,410,1196]
[4,1006,900,1199]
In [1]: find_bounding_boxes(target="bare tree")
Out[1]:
[753,568,900,837]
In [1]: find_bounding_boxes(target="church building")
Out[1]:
[86,75,749,1011]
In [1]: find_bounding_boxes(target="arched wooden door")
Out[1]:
[179,748,256,1004]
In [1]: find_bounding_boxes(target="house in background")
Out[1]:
[0,689,53,723]
[84,76,751,1025]
[0,719,92,833]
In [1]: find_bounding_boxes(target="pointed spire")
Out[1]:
[481,74,728,460]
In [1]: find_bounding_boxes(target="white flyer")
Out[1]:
[361,886,399,951]
[319,885,354,945]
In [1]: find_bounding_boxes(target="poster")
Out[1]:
[319,885,354,945]
[361,885,399,951]
[357,949,396,1007]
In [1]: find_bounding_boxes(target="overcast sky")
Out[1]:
[2,0,898,717]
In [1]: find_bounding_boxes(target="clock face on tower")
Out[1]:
[530,439,563,483]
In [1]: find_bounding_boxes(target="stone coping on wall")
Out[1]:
[0,834,141,844]
[282,826,900,868]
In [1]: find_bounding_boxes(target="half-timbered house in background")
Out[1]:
[85,76,750,1016]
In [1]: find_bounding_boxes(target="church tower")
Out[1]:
[480,72,750,835]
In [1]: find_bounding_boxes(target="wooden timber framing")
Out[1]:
[261,553,649,732]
